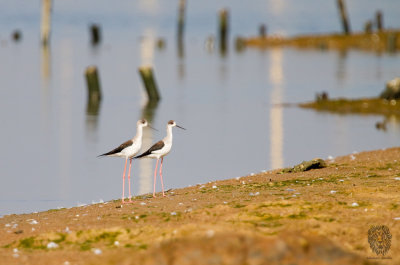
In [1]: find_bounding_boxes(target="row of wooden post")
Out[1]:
[85,65,160,115]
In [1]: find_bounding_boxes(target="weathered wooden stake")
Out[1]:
[138,66,161,102]
[177,0,186,41]
[90,24,102,45]
[376,10,383,31]
[85,66,102,102]
[218,9,229,53]
[85,66,102,115]
[259,24,267,38]
[364,21,373,34]
[12,30,22,42]
[40,0,52,46]
[337,0,351,35]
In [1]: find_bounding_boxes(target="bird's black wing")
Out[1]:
[98,139,133,157]
[134,140,164,159]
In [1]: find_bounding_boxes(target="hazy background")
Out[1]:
[0,0,399,215]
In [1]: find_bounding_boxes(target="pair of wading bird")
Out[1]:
[99,120,185,203]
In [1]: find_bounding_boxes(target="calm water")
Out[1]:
[1,0,400,215]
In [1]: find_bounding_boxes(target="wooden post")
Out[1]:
[138,66,161,102]
[259,24,267,38]
[177,0,186,41]
[90,24,101,45]
[177,0,186,58]
[85,66,102,116]
[337,0,351,35]
[235,37,245,52]
[40,0,52,46]
[218,9,229,53]
[11,30,22,42]
[364,21,372,34]
[376,10,383,31]
[85,66,102,102]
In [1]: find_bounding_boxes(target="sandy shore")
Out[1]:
[1,147,399,265]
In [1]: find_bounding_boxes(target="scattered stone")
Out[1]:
[351,202,359,207]
[47,242,59,249]
[92,248,102,255]
[27,219,38,225]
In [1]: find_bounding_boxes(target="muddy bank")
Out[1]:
[1,148,400,264]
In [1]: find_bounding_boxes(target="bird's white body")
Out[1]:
[134,120,185,197]
[99,119,151,203]
[146,125,173,159]
[108,127,143,159]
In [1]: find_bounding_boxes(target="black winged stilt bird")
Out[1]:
[134,120,185,197]
[99,119,155,203]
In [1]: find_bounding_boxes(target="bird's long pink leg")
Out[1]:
[159,157,166,197]
[127,159,133,203]
[122,158,128,203]
[153,158,159,198]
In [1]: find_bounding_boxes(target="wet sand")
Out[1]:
[1,147,399,265]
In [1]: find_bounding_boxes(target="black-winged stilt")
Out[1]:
[134,120,185,197]
[99,119,154,203]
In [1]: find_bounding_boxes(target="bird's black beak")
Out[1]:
[176,125,186,130]
[148,125,158,131]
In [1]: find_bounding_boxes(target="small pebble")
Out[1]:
[351,202,359,207]
[206,230,215,238]
[140,202,146,206]
[27,219,38,225]
[92,248,102,255]
[114,241,120,246]
[330,190,337,194]
[394,177,400,181]
[47,242,59,249]
[394,217,400,221]
[170,212,177,216]
[212,185,217,189]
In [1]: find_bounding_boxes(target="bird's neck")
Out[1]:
[164,125,173,144]
[134,125,143,141]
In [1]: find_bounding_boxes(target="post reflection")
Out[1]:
[139,99,159,195]
[40,44,51,132]
[139,31,158,195]
[269,48,284,169]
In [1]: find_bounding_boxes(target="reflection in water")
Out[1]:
[269,48,284,169]
[336,50,348,83]
[139,31,158,195]
[41,44,51,81]
[59,40,74,200]
[40,44,51,134]
[85,67,102,142]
